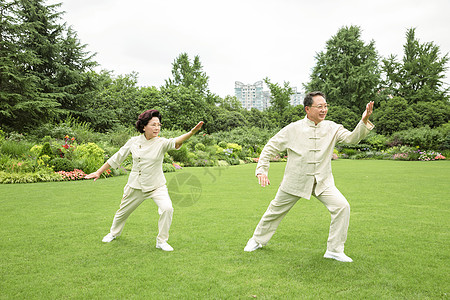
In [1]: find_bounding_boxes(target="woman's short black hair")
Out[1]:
[135,109,162,133]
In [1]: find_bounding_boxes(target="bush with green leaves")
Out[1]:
[0,129,5,144]
[362,132,388,150]
[74,143,105,174]
[39,142,54,158]
[194,143,206,151]
[212,127,279,150]
[162,163,176,173]
[218,141,227,148]
[388,126,447,150]
[30,145,43,158]
[0,170,62,184]
[50,158,75,172]
[168,144,189,163]
[0,140,33,158]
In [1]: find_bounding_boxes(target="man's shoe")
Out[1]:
[102,233,116,243]
[323,250,353,262]
[244,239,263,252]
[156,242,174,252]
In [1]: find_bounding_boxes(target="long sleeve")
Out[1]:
[336,120,374,144]
[255,126,289,176]
[106,138,134,169]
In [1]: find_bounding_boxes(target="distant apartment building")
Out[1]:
[234,81,265,110]
[290,87,304,107]
[235,81,304,111]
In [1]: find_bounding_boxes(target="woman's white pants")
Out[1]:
[109,184,173,244]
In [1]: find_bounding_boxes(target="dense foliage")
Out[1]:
[0,1,449,184]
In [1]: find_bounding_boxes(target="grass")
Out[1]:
[0,160,449,299]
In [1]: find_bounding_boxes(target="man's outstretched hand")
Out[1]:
[362,101,374,125]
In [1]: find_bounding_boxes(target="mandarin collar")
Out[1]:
[304,116,322,127]
[139,134,158,143]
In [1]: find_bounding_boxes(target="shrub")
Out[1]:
[340,148,357,157]
[362,132,388,150]
[50,158,75,172]
[194,143,206,151]
[218,141,227,148]
[168,144,189,163]
[105,126,134,147]
[1,140,32,158]
[0,129,5,144]
[162,163,176,172]
[226,143,242,154]
[212,127,279,150]
[32,116,99,143]
[163,153,174,164]
[0,170,62,184]
[74,143,105,174]
[388,126,446,150]
[30,145,43,158]
[225,156,240,165]
[39,142,54,158]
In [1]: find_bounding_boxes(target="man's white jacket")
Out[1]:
[255,116,374,200]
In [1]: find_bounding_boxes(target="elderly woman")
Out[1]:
[85,109,203,251]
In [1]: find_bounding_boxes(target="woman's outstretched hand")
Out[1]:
[191,121,204,134]
[84,171,101,181]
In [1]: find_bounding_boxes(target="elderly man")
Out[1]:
[244,91,374,262]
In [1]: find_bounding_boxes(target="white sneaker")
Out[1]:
[102,233,116,243]
[323,250,353,262]
[244,238,263,252]
[156,242,174,252]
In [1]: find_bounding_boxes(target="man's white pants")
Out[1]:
[109,184,174,244]
[252,185,350,253]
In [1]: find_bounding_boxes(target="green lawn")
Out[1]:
[1,160,449,299]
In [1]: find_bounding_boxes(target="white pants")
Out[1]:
[109,184,174,244]
[252,185,350,253]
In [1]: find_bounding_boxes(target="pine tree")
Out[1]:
[305,25,381,113]
[0,0,99,130]
[0,0,59,130]
[382,28,449,104]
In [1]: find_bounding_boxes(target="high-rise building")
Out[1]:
[290,87,304,107]
[235,81,264,110]
[235,81,304,111]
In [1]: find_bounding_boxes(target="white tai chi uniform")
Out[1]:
[252,116,374,253]
[106,135,178,243]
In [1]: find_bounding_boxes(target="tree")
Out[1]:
[382,28,449,104]
[165,52,209,95]
[263,77,293,127]
[159,85,211,131]
[0,0,59,130]
[372,97,420,135]
[305,25,381,113]
[245,108,275,130]
[410,101,450,129]
[326,105,359,130]
[53,26,98,120]
[0,0,98,131]
[217,95,243,111]
[161,53,214,131]
[207,109,248,133]
[86,72,142,131]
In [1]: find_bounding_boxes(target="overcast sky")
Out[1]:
[50,0,450,97]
